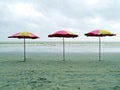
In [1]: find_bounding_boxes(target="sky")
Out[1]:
[0,0,120,42]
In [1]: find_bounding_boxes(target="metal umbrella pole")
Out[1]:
[99,37,101,62]
[63,37,65,61]
[24,38,26,62]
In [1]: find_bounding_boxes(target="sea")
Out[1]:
[0,41,120,53]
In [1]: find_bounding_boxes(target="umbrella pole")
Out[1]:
[99,37,101,62]
[24,38,26,62]
[63,37,65,61]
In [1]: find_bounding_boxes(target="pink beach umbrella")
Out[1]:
[8,32,39,62]
[48,30,78,61]
[85,30,116,61]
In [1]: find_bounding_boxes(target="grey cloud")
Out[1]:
[0,0,119,41]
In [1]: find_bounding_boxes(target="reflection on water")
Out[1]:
[0,42,120,53]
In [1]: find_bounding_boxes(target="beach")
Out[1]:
[0,42,120,90]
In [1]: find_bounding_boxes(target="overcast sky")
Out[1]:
[0,0,119,41]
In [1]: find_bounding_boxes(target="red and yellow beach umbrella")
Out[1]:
[48,30,78,61]
[8,32,39,62]
[85,30,116,61]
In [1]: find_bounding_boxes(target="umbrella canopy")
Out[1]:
[48,30,78,61]
[85,30,116,61]
[48,30,78,37]
[84,30,115,36]
[8,32,39,62]
[8,32,39,39]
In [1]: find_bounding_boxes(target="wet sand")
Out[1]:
[0,52,120,90]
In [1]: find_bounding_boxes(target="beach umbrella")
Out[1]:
[48,30,78,61]
[84,30,116,61]
[8,32,39,62]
